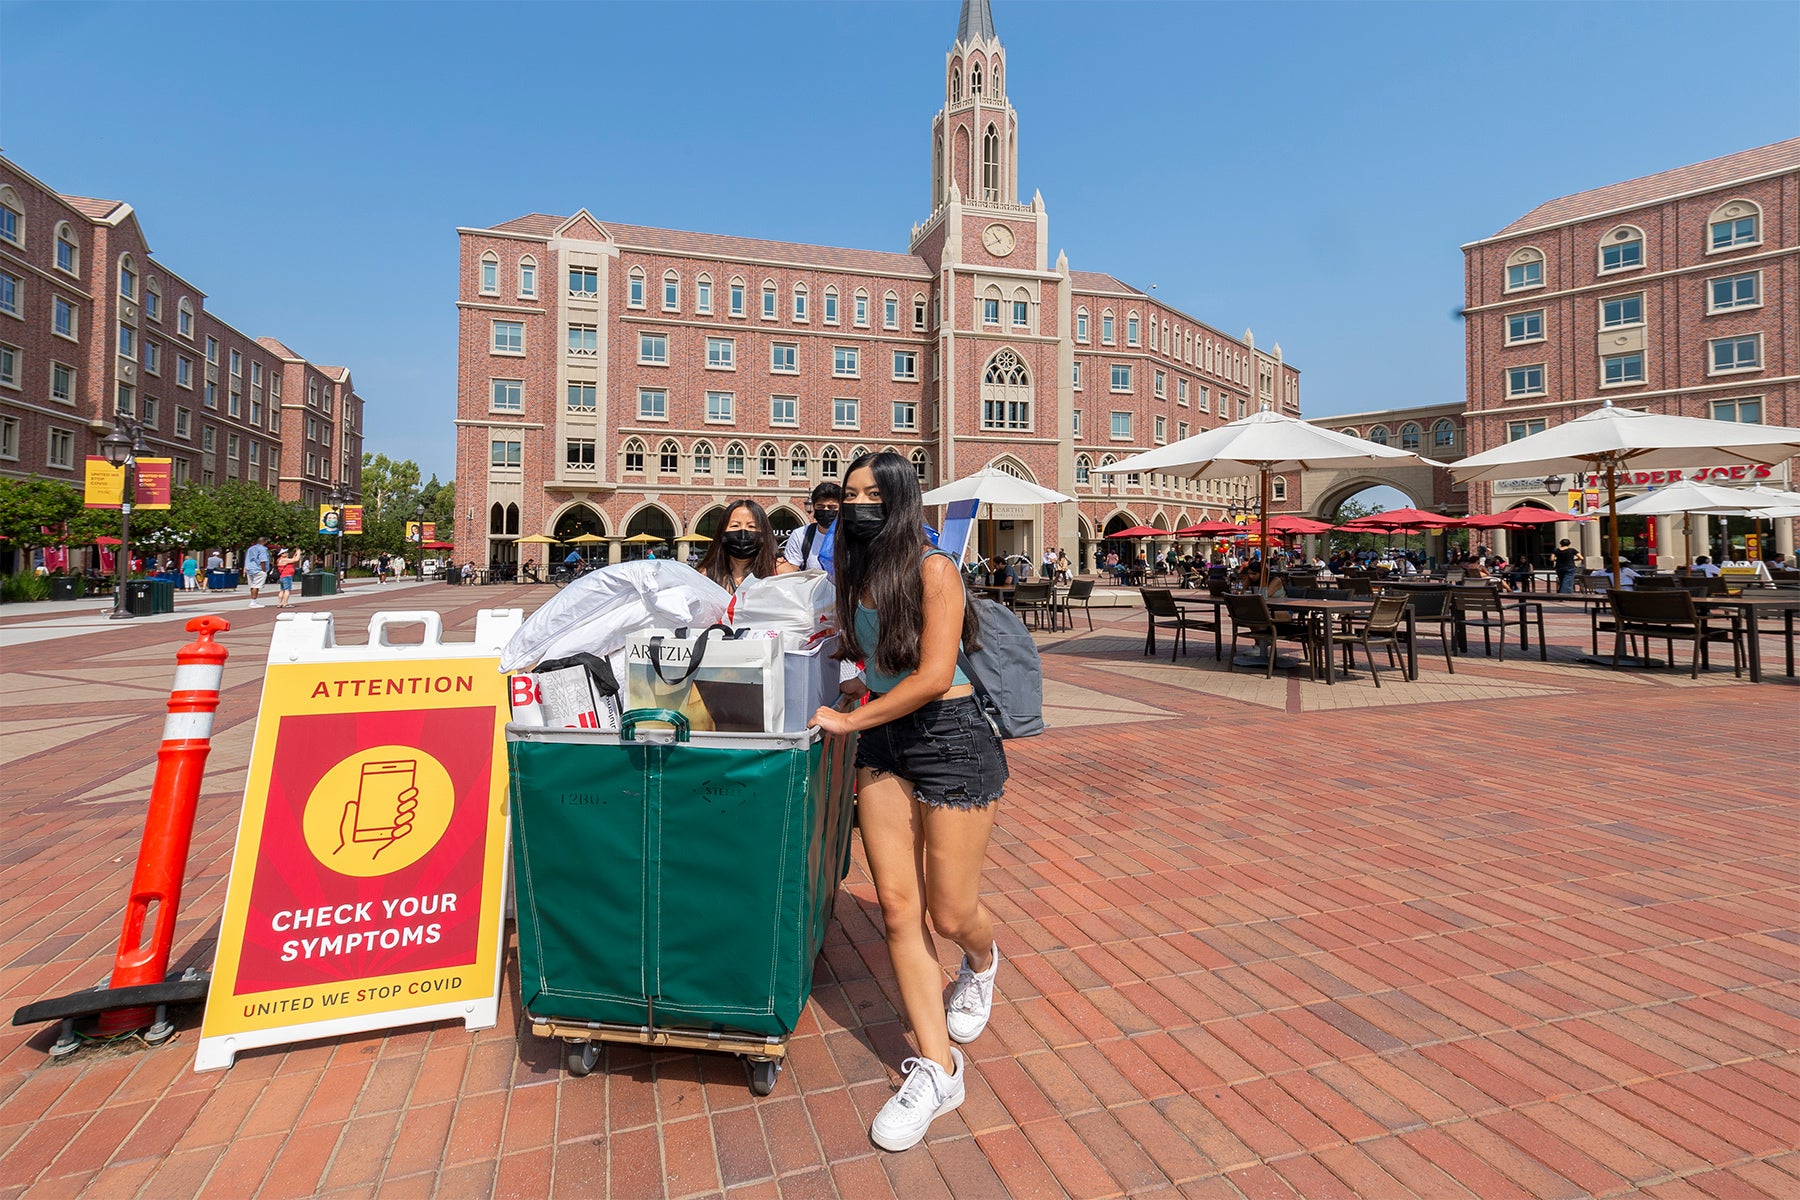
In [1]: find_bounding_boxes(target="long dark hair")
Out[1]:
[833,451,979,674]
[696,498,780,587]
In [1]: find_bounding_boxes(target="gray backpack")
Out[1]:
[957,587,1044,739]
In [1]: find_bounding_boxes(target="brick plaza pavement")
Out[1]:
[1,581,1795,1198]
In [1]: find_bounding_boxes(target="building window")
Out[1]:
[1178,421,1189,440]
[759,444,778,477]
[1110,364,1132,392]
[175,407,191,438]
[833,397,859,428]
[176,357,191,388]
[638,332,668,365]
[982,297,1000,325]
[659,441,680,474]
[491,437,522,468]
[0,342,15,389]
[1602,352,1645,386]
[833,346,859,377]
[1101,312,1115,344]
[1153,370,1166,399]
[1505,247,1544,291]
[491,379,523,411]
[1711,397,1762,424]
[116,382,135,416]
[792,284,808,321]
[623,439,645,473]
[1076,308,1089,342]
[54,224,77,274]
[47,427,74,469]
[771,343,797,373]
[706,391,735,423]
[789,445,809,478]
[705,336,736,370]
[480,254,499,295]
[695,275,713,313]
[1369,425,1389,445]
[569,266,598,297]
[819,445,841,478]
[662,271,679,311]
[567,324,598,356]
[1400,422,1421,450]
[914,298,928,329]
[729,279,746,316]
[1708,272,1760,312]
[1074,455,1090,485]
[725,443,746,476]
[762,282,777,319]
[627,268,645,307]
[1709,334,1761,373]
[1197,385,1209,413]
[1432,419,1455,448]
[53,296,76,339]
[892,400,917,431]
[518,257,537,298]
[1110,412,1132,440]
[51,363,74,404]
[119,257,136,298]
[693,441,713,474]
[771,395,797,425]
[910,449,927,484]
[1506,364,1545,397]
[118,323,136,360]
[205,335,219,364]
[1154,415,1166,443]
[1601,295,1643,328]
[0,191,19,246]
[851,290,868,327]
[0,414,19,460]
[145,280,160,321]
[178,298,193,338]
[1126,314,1140,346]
[492,321,523,354]
[883,293,898,329]
[1507,419,1546,441]
[0,271,17,316]
[567,382,597,411]
[1072,361,1082,390]
[638,388,668,419]
[892,350,918,381]
[1177,378,1188,405]
[1072,410,1082,437]
[1012,298,1029,327]
[823,287,839,324]
[1506,310,1544,343]
[1709,208,1759,251]
[1600,227,1643,272]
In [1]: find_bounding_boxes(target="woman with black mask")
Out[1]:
[809,451,1005,1152]
[694,499,794,593]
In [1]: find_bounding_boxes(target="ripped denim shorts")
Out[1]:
[855,695,1008,810]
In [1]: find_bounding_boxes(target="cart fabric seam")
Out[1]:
[511,760,550,998]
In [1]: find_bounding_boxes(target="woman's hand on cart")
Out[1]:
[810,701,860,735]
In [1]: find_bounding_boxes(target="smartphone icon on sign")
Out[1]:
[336,760,419,858]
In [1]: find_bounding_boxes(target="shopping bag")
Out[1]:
[778,634,841,732]
[726,571,836,647]
[623,625,783,733]
[508,652,624,731]
[500,560,729,671]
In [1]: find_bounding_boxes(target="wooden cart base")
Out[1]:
[530,1016,788,1094]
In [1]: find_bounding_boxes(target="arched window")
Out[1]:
[1126,311,1141,346]
[853,288,868,327]
[1011,287,1030,329]
[0,185,24,248]
[725,441,747,477]
[971,62,983,95]
[479,251,499,295]
[789,444,809,479]
[1101,308,1115,344]
[1162,321,1171,353]
[910,449,928,485]
[951,65,961,102]
[144,276,161,321]
[692,440,714,475]
[792,282,808,321]
[696,272,713,313]
[821,445,841,478]
[1432,419,1456,448]
[517,255,537,298]
[980,283,1002,326]
[728,275,745,317]
[118,253,135,299]
[627,266,646,308]
[761,280,777,319]
[1400,422,1422,451]
[506,503,521,535]
[1368,425,1390,446]
[852,445,872,466]
[1272,478,1288,501]
[1075,454,1092,485]
[1075,306,1090,342]
[54,222,78,275]
[757,443,779,478]
[883,290,899,329]
[622,437,647,473]
[490,503,506,535]
[659,439,680,474]
[1709,198,1761,250]
[983,348,1029,386]
[1505,246,1544,292]
[992,65,1001,95]
[980,123,999,201]
[823,285,839,324]
[662,269,679,311]
[177,297,194,339]
[1599,225,1644,273]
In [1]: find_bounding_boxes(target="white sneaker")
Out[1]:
[247,601,262,608]
[870,1049,964,1152]
[946,944,999,1044]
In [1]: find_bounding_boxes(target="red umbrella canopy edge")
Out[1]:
[1108,525,1164,538]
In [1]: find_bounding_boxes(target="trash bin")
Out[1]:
[50,576,84,601]
[300,571,338,597]
[507,711,857,1094]
[125,579,175,615]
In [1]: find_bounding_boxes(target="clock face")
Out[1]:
[982,223,1016,257]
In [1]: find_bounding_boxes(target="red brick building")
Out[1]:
[453,0,1300,573]
[0,155,365,520]
[1462,138,1799,562]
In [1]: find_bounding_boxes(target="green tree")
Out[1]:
[0,477,84,559]
[361,453,422,524]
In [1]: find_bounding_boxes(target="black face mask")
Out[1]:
[722,530,761,559]
[840,503,886,542]
[814,508,838,530]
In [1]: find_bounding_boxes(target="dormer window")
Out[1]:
[951,66,961,102]
[1709,199,1761,251]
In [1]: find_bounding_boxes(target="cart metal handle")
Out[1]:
[620,709,690,742]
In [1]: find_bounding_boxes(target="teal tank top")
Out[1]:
[853,549,971,695]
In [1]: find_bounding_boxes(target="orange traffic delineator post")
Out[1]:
[11,617,229,1054]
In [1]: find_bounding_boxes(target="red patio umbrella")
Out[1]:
[1175,519,1243,536]
[1266,515,1337,535]
[1462,507,1588,530]
[1108,525,1163,538]
[1336,507,1462,530]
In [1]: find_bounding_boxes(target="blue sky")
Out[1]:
[4,0,1797,486]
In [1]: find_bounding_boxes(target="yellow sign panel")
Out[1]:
[196,612,519,1070]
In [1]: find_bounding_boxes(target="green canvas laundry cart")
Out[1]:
[507,709,857,1094]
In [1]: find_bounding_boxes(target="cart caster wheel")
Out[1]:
[567,1043,600,1077]
[747,1056,782,1096]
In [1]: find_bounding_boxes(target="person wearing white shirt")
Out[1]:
[782,482,842,572]
[1692,556,1721,578]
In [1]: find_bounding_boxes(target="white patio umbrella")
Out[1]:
[1451,399,1800,578]
[1596,478,1771,516]
[1094,407,1429,586]
[921,467,1073,563]
[1707,483,1800,519]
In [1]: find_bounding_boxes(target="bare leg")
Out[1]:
[921,802,997,974]
[857,768,956,1073]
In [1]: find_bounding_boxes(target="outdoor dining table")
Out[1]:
[1505,591,1607,660]
[1690,594,1799,683]
[1265,596,1418,685]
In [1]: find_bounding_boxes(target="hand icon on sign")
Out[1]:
[334,760,421,859]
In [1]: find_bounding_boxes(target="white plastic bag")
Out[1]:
[725,570,836,648]
[499,560,730,671]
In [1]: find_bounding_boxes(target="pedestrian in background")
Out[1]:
[244,537,271,608]
[275,547,299,608]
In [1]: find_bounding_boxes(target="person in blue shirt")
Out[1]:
[243,538,271,607]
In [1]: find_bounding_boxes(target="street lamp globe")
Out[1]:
[100,424,133,467]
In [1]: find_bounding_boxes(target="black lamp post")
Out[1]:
[99,417,150,620]
[324,482,346,573]
[414,501,426,580]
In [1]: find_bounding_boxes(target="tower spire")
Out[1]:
[956,0,997,45]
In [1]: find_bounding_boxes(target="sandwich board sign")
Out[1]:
[196,609,521,1071]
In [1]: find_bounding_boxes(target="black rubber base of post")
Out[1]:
[11,974,210,1027]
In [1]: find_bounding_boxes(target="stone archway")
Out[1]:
[622,504,676,561]
[767,505,804,540]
